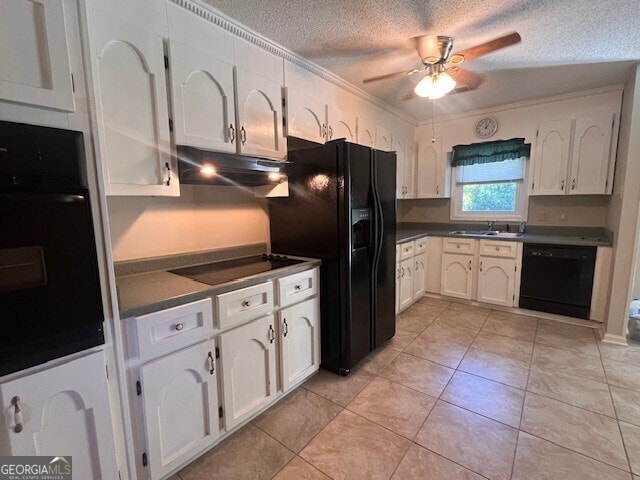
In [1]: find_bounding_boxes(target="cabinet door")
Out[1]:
[404,142,416,199]
[395,261,401,315]
[89,11,177,196]
[220,315,277,429]
[441,253,474,299]
[285,88,326,143]
[358,117,375,148]
[0,351,118,479]
[425,237,443,294]
[569,113,614,195]
[235,67,285,159]
[169,41,236,152]
[531,119,571,195]
[399,258,414,311]
[0,0,74,111]
[394,137,406,198]
[413,252,427,299]
[376,126,392,151]
[477,257,516,307]
[328,106,357,142]
[280,298,320,391]
[416,139,443,198]
[140,341,219,480]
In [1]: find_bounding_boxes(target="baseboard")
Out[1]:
[601,332,629,346]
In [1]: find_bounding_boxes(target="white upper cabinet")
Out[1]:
[140,340,219,480]
[531,119,572,196]
[279,298,320,392]
[0,351,118,479]
[87,7,178,196]
[569,113,614,195]
[285,88,327,144]
[0,0,74,111]
[395,137,416,199]
[376,126,392,151]
[358,116,375,148]
[328,105,357,142]
[416,138,447,198]
[395,137,406,198]
[167,4,236,152]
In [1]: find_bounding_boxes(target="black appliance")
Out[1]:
[269,139,396,375]
[519,243,597,319]
[0,121,104,376]
[170,254,305,286]
[176,145,290,187]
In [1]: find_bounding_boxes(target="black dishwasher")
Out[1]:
[519,244,596,319]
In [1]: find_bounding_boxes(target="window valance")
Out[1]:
[451,138,531,167]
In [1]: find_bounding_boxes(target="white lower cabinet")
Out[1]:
[140,341,219,480]
[413,252,427,298]
[477,256,517,307]
[441,253,474,300]
[399,257,414,310]
[279,298,320,392]
[220,315,277,430]
[0,351,118,479]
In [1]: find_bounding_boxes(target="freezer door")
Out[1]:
[372,150,397,347]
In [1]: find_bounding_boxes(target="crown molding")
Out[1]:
[170,0,417,125]
[416,84,624,126]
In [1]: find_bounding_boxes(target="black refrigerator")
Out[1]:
[270,139,396,375]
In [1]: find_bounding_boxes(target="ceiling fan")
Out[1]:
[362,32,521,100]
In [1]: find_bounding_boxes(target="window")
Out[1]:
[451,156,528,221]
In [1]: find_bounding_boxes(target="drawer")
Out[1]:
[216,281,274,330]
[131,298,213,361]
[414,237,428,254]
[399,241,415,260]
[479,240,518,259]
[277,267,318,307]
[442,237,476,255]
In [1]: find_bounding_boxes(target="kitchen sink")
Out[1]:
[449,230,525,238]
[483,231,525,238]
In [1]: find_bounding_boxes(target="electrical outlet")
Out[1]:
[559,212,568,222]
[537,212,550,222]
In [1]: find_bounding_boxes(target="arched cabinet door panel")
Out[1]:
[417,139,443,198]
[280,298,320,391]
[531,119,571,196]
[569,114,614,195]
[376,126,392,152]
[0,351,118,479]
[139,340,219,480]
[169,41,236,153]
[477,257,516,307]
[88,9,177,196]
[285,89,326,144]
[441,253,473,299]
[235,68,286,159]
[220,315,277,429]
[328,107,357,142]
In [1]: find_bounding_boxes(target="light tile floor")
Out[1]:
[173,299,640,480]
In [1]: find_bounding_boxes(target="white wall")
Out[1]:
[107,186,270,261]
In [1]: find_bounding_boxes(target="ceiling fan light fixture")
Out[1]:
[414,72,457,99]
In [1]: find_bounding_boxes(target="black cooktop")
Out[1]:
[169,254,305,286]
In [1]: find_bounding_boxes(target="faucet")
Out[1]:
[486,220,495,231]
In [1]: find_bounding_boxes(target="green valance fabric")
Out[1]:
[451,138,531,167]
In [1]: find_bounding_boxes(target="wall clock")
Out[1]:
[475,117,498,138]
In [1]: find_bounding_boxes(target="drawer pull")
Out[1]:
[207,351,215,375]
[469,260,472,271]
[294,284,302,291]
[456,244,461,249]
[495,247,500,251]
[268,325,275,344]
[175,323,184,331]
[243,300,252,308]
[12,396,23,433]
[283,319,289,337]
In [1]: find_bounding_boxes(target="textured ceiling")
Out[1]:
[204,0,640,121]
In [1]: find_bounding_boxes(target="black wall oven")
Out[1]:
[0,121,104,376]
[519,243,596,320]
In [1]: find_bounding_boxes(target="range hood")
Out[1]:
[176,145,289,187]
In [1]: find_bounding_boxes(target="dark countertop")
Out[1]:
[115,245,321,318]
[396,223,613,247]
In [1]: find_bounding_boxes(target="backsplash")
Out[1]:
[398,195,610,227]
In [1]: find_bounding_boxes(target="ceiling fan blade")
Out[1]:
[449,32,521,64]
[362,68,424,84]
[448,67,485,89]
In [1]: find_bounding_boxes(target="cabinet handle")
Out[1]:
[401,267,405,278]
[436,185,439,195]
[243,300,252,308]
[175,323,184,331]
[207,351,215,375]
[495,246,500,251]
[328,125,333,140]
[415,261,419,271]
[408,267,412,276]
[571,178,576,190]
[322,123,327,138]
[480,261,483,272]
[561,179,565,190]
[456,244,461,249]
[12,396,23,433]
[469,260,472,271]
[397,266,402,280]
[268,325,275,344]
[294,284,302,291]
[165,162,171,186]
[240,126,247,145]
[229,124,235,143]
[283,319,289,337]
[420,261,424,269]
